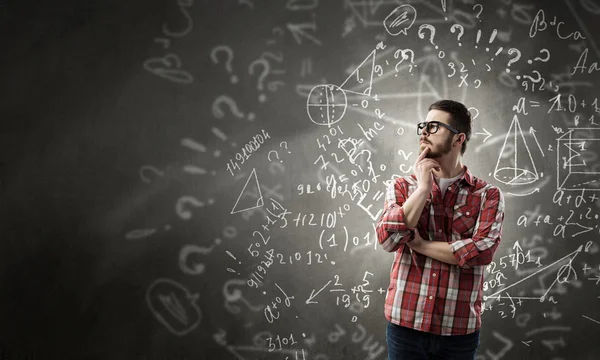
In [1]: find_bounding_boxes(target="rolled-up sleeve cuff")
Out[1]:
[380,206,411,232]
[450,239,477,268]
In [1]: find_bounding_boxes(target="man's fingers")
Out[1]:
[416,147,429,162]
[417,159,441,170]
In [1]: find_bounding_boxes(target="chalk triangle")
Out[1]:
[231,168,264,214]
[339,49,375,96]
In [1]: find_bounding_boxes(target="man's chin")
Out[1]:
[425,150,440,158]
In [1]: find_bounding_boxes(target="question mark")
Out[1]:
[468,107,479,122]
[248,58,271,102]
[268,150,281,162]
[450,24,465,46]
[528,48,550,64]
[520,70,542,83]
[176,195,213,220]
[506,48,522,73]
[279,141,290,154]
[140,165,165,184]
[179,239,221,275]
[210,45,238,84]
[418,24,438,49]
[212,95,255,121]
[223,279,264,314]
[473,4,483,20]
[393,49,416,75]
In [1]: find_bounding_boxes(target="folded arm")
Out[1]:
[376,179,429,252]
[449,186,504,268]
[407,186,504,268]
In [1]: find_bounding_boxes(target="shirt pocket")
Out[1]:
[453,205,479,238]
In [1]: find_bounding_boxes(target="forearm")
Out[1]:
[400,187,429,229]
[409,239,458,265]
[377,180,429,251]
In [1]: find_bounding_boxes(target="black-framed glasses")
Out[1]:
[417,121,460,135]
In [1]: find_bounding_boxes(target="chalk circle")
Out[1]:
[494,167,538,185]
[306,84,347,126]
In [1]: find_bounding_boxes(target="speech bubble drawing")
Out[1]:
[146,278,201,336]
[383,5,417,36]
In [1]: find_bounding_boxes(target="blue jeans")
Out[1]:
[386,322,480,360]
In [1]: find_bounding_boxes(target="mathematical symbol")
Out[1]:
[300,58,312,77]
[582,263,591,274]
[588,274,600,285]
[372,190,384,202]
[459,74,469,87]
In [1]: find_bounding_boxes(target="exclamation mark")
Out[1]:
[486,29,497,52]
[181,137,207,152]
[492,47,503,61]
[226,250,242,275]
[212,127,237,150]
[475,29,482,49]
[183,165,216,176]
[181,137,219,175]
[441,0,447,20]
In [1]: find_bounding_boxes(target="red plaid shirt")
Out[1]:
[376,166,505,335]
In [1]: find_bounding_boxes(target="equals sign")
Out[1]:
[530,101,540,107]
[372,190,384,202]
[300,58,312,77]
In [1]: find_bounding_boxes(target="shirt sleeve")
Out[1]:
[450,186,505,268]
[376,179,415,252]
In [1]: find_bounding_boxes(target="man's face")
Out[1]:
[418,109,455,159]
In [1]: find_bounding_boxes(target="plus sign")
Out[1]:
[582,262,591,274]
[558,216,564,221]
[378,287,386,294]
[581,100,587,108]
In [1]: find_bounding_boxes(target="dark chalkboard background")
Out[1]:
[1,0,600,359]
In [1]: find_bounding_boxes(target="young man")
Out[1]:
[376,100,505,359]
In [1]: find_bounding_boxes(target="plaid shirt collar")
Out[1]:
[461,165,476,187]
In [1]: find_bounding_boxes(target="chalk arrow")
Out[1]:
[305,280,331,304]
[286,23,322,45]
[529,127,545,157]
[475,128,492,142]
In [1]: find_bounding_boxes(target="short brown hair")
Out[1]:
[429,100,472,155]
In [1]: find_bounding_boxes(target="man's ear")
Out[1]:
[456,133,466,146]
